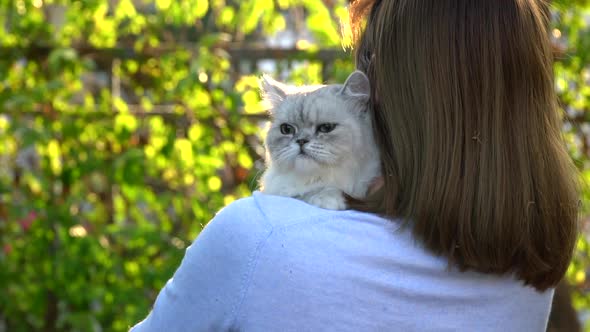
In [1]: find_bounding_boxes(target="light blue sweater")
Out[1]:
[131,191,553,331]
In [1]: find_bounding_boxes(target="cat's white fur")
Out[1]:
[259,71,381,210]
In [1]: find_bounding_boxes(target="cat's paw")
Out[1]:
[306,190,346,210]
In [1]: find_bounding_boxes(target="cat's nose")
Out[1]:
[296,138,309,146]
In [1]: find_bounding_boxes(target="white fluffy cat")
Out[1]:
[259,71,381,210]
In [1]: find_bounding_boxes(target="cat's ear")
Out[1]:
[340,70,370,100]
[260,74,288,109]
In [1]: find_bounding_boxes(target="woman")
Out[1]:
[131,0,579,330]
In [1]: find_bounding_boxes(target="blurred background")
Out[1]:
[0,0,589,331]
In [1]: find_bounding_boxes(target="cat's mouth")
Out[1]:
[297,150,322,164]
[293,149,327,169]
[298,149,316,159]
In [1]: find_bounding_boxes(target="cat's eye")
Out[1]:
[317,123,337,133]
[280,123,296,135]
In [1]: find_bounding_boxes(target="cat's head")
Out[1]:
[260,71,374,174]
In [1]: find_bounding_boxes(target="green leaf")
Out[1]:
[194,0,209,19]
[156,0,172,11]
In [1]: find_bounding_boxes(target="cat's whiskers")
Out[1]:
[304,145,340,166]
[275,146,304,169]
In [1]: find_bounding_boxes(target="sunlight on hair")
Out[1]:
[340,8,354,50]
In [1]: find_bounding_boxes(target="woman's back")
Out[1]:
[131,192,552,331]
[132,1,577,329]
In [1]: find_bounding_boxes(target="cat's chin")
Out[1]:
[292,155,322,174]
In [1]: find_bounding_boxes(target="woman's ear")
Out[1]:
[340,70,370,100]
[260,74,288,109]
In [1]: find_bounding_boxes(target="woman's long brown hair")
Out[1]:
[349,0,579,291]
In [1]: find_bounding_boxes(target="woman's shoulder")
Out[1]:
[215,191,337,230]
[204,191,401,256]
[201,192,316,239]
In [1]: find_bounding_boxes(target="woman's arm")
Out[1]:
[129,198,271,331]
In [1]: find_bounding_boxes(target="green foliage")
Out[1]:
[554,2,590,327]
[0,0,589,331]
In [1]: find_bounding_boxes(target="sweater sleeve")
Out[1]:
[129,197,272,332]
